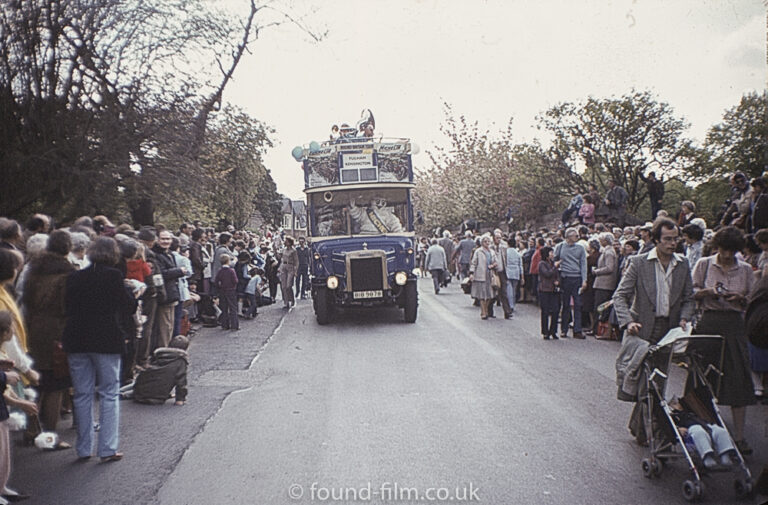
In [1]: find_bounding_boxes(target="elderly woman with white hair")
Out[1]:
[14,233,49,302]
[67,231,91,270]
[469,235,502,320]
[591,232,618,334]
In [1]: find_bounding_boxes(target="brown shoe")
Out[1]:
[573,332,585,339]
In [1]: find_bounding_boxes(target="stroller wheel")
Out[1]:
[682,480,703,502]
[734,477,753,499]
[641,458,654,479]
[651,458,664,476]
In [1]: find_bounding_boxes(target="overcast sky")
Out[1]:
[222,0,766,200]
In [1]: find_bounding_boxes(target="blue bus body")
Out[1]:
[297,133,419,323]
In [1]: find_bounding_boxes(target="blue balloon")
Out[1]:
[291,146,304,161]
[309,141,320,153]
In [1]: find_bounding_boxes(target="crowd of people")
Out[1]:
[0,213,307,502]
[0,169,766,500]
[417,171,768,460]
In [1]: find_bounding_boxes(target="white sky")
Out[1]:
[222,0,766,200]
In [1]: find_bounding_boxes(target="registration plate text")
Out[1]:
[353,290,383,299]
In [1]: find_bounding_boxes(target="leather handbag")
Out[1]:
[596,321,618,341]
[490,271,501,290]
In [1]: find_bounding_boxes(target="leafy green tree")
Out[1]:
[198,106,282,229]
[538,90,700,214]
[703,91,768,179]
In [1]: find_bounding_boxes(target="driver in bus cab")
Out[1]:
[347,196,404,234]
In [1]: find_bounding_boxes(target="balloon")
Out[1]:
[309,141,320,153]
[410,142,420,155]
[291,146,304,161]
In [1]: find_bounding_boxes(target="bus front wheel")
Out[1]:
[315,287,333,325]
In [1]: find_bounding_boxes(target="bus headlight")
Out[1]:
[313,252,321,260]
[326,276,339,290]
[394,272,408,286]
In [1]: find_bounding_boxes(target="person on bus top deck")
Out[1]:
[347,196,404,234]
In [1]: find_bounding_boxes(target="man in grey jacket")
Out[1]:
[453,231,475,280]
[613,217,694,343]
[438,230,455,284]
[425,239,448,294]
[613,217,694,444]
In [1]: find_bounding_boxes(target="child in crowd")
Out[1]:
[243,267,266,318]
[0,311,33,504]
[128,335,189,406]
[125,242,151,283]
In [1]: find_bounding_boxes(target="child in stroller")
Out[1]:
[638,332,754,501]
[669,396,736,469]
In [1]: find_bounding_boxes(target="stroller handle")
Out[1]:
[649,368,667,382]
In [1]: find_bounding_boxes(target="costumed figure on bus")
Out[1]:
[347,197,403,234]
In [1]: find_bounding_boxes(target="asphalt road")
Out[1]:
[11,279,768,504]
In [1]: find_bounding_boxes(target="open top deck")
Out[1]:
[302,138,416,189]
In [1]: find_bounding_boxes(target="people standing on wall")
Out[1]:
[639,171,665,220]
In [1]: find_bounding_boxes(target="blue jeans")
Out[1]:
[506,279,519,311]
[68,353,121,458]
[560,276,583,334]
[245,293,258,317]
[689,424,735,459]
[173,300,184,336]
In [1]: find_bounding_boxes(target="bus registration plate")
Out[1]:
[353,290,382,299]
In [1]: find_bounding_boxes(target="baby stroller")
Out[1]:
[639,330,752,502]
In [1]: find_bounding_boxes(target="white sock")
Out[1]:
[2,487,18,496]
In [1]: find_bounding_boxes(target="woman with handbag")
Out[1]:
[591,232,619,335]
[469,235,501,320]
[692,226,756,455]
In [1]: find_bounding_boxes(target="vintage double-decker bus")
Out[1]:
[292,113,419,324]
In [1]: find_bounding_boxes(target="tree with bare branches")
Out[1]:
[0,0,323,226]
